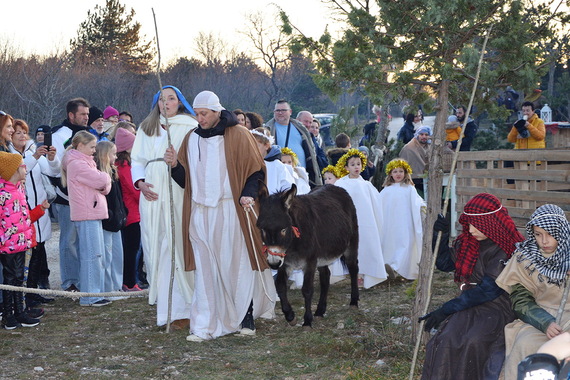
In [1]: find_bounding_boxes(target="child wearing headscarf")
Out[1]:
[420,193,524,380]
[496,204,570,379]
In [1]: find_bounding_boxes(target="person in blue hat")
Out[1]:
[130,85,198,329]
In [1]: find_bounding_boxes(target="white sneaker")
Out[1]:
[239,327,256,336]
[186,334,205,342]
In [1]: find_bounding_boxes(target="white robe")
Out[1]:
[335,176,387,288]
[187,133,275,340]
[131,113,197,325]
[265,159,295,195]
[378,183,425,279]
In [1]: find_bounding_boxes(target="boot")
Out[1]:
[239,301,255,335]
[14,291,40,327]
[2,290,19,330]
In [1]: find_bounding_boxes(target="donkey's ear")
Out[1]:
[282,183,297,210]
[258,180,269,201]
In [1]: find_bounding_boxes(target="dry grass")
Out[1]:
[0,271,456,379]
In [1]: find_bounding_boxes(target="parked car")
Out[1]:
[313,113,337,146]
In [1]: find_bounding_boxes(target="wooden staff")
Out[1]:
[556,275,570,325]
[408,25,493,380]
[152,8,176,333]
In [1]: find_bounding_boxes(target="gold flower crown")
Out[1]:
[385,159,413,175]
[322,165,340,178]
[280,147,299,166]
[336,148,367,177]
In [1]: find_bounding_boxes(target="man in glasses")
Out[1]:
[265,100,322,186]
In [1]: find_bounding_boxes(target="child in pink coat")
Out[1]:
[0,152,47,329]
[61,131,111,307]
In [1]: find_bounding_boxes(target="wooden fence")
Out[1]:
[453,149,570,233]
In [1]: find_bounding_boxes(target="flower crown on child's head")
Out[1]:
[280,147,299,166]
[336,148,367,176]
[322,165,341,178]
[385,159,413,175]
[251,129,275,145]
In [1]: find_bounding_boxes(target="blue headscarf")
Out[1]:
[414,126,432,138]
[151,85,196,116]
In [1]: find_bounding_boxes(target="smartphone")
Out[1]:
[43,132,52,149]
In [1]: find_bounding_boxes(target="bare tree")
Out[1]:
[242,11,295,106]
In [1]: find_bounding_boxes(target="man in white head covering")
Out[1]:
[164,90,276,342]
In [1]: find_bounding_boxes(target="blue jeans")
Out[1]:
[75,220,105,305]
[103,230,123,292]
[54,203,79,290]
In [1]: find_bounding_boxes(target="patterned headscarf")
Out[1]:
[454,193,524,282]
[515,204,570,286]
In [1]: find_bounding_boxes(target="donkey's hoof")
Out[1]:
[302,325,313,331]
[287,317,297,326]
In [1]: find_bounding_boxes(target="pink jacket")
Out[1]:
[0,180,33,254]
[62,149,111,221]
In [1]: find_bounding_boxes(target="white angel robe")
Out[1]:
[283,164,310,288]
[187,133,275,340]
[335,175,387,288]
[378,183,425,280]
[131,113,197,325]
[265,159,295,195]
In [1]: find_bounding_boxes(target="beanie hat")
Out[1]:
[193,91,225,112]
[88,107,104,126]
[103,106,119,120]
[35,125,51,136]
[115,127,136,153]
[0,152,23,181]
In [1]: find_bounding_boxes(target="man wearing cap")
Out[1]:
[87,107,109,142]
[50,97,91,292]
[399,126,431,194]
[266,100,322,187]
[34,125,51,146]
[164,90,275,342]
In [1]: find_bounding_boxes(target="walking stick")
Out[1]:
[556,275,570,325]
[152,8,176,333]
[408,25,493,380]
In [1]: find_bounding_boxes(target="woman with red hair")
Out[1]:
[0,111,14,152]
[420,193,525,380]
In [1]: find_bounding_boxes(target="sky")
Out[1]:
[0,0,338,63]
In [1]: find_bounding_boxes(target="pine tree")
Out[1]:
[281,0,569,341]
[70,0,153,73]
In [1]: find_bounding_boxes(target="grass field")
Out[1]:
[0,270,457,379]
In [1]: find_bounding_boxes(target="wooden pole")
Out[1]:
[556,275,570,325]
[408,25,493,379]
[152,8,176,333]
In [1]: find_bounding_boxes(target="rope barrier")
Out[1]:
[0,284,148,299]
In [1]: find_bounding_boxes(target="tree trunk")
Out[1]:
[547,59,556,99]
[410,79,450,343]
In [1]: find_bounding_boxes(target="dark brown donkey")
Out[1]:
[257,184,359,328]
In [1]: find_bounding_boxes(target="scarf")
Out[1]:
[515,204,570,286]
[454,193,524,282]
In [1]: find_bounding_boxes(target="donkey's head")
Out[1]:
[257,184,298,269]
